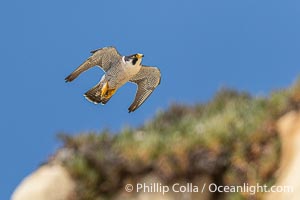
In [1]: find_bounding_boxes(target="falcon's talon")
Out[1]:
[103,89,116,99]
[65,46,161,112]
[101,82,109,97]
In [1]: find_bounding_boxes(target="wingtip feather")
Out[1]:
[65,74,75,82]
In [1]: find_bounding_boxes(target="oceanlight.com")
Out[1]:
[124,182,294,195]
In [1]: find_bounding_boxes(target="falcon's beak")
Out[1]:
[136,53,144,59]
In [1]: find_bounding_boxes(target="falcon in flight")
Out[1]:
[65,46,161,112]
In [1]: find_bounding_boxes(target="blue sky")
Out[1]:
[1,0,300,199]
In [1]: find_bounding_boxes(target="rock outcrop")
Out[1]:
[264,111,300,200]
[11,81,300,200]
[11,164,75,200]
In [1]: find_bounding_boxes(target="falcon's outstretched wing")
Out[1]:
[65,46,122,82]
[128,66,161,112]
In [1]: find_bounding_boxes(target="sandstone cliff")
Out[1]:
[12,80,300,200]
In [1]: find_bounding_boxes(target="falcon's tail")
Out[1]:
[84,84,112,105]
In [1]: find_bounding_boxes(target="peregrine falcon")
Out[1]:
[65,46,161,112]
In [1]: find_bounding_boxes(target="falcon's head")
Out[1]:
[124,53,144,65]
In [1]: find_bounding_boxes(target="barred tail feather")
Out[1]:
[84,85,102,104]
[84,84,111,105]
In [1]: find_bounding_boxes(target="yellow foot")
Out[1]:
[104,89,116,99]
[101,82,116,99]
[101,82,109,97]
